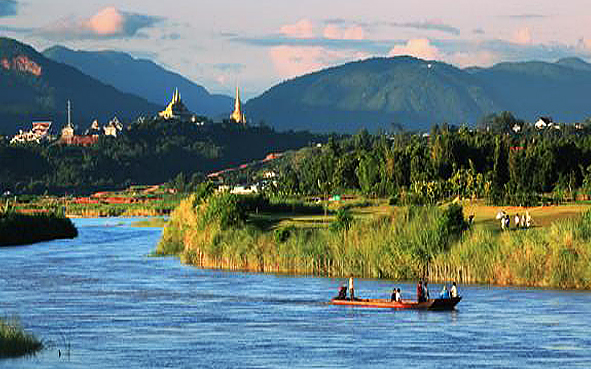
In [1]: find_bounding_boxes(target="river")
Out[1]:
[1,218,590,368]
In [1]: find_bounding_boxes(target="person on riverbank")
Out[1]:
[450,281,458,298]
[515,214,520,228]
[349,276,355,301]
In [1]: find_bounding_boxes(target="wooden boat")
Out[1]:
[330,296,461,310]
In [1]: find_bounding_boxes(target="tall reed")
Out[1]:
[0,317,43,358]
[159,195,591,289]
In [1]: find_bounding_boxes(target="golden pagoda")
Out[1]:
[159,88,193,121]
[230,86,246,124]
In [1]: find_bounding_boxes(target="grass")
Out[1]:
[0,317,43,358]
[157,194,591,289]
[131,218,169,228]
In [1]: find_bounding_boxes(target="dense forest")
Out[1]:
[264,112,591,206]
[0,118,323,195]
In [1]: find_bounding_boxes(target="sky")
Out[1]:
[0,0,590,99]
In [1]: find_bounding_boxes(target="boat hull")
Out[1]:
[330,296,461,310]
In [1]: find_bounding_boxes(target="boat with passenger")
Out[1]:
[330,296,461,310]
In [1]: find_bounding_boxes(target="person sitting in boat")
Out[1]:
[417,280,423,302]
[450,281,458,298]
[395,288,401,302]
[336,285,348,300]
[439,284,450,299]
[391,287,397,302]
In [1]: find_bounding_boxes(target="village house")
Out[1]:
[534,116,560,130]
[10,121,52,144]
[103,116,123,137]
[60,101,123,145]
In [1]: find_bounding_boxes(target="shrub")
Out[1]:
[330,207,353,232]
[0,317,43,357]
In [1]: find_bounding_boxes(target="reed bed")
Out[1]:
[0,318,43,358]
[158,194,591,289]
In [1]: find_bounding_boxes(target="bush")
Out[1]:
[330,207,353,232]
[0,317,43,357]
[0,212,77,246]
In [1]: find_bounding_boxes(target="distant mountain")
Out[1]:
[245,56,591,133]
[0,37,159,135]
[470,60,591,123]
[43,45,233,118]
[556,57,591,72]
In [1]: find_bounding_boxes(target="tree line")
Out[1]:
[268,112,591,205]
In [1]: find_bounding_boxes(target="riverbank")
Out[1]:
[0,317,43,358]
[8,185,183,218]
[0,212,77,246]
[158,193,591,290]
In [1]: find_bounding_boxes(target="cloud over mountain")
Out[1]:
[389,20,461,36]
[40,7,162,40]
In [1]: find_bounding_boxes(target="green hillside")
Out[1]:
[245,56,591,133]
[43,45,233,118]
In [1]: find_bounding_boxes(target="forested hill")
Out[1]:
[0,119,323,194]
[43,46,233,118]
[0,38,159,135]
[245,56,591,133]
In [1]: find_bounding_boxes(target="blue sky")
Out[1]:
[0,0,590,99]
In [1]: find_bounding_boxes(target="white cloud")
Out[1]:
[269,45,367,79]
[279,19,316,39]
[323,24,365,40]
[40,6,162,40]
[388,39,442,60]
[513,27,533,45]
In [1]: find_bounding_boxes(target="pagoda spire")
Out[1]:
[230,85,246,124]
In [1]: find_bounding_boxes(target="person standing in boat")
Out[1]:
[417,280,423,302]
[423,282,430,301]
[336,284,347,300]
[450,281,458,298]
[348,276,355,301]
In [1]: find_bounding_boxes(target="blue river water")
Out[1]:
[1,218,591,368]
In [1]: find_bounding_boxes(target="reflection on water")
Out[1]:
[1,218,591,368]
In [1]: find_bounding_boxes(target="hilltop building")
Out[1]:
[159,88,194,121]
[60,100,99,146]
[10,121,52,144]
[103,116,123,137]
[230,86,246,124]
[61,100,75,141]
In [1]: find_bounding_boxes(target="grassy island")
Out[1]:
[157,192,591,290]
[0,318,43,358]
[0,211,77,246]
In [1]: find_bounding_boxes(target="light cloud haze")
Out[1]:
[1,0,590,98]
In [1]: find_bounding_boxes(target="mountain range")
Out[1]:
[0,37,160,135]
[2,36,591,135]
[245,56,591,132]
[43,46,233,118]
